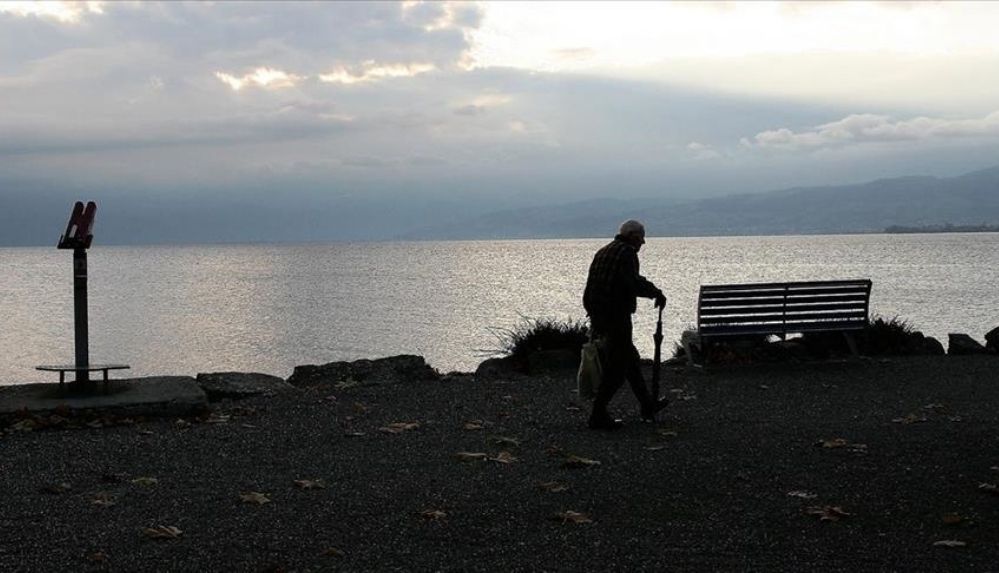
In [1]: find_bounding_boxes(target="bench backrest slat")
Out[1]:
[697,279,871,338]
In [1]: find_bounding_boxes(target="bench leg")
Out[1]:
[843,332,859,357]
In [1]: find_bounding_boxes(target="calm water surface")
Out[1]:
[2,234,997,384]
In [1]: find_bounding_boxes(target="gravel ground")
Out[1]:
[1,355,998,572]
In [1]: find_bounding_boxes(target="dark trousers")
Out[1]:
[589,313,651,416]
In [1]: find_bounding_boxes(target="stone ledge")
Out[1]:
[0,376,208,418]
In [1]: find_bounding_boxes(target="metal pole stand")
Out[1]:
[73,247,90,385]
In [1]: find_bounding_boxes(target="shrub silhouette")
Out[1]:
[487,317,589,366]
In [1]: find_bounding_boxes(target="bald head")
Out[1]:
[618,219,646,251]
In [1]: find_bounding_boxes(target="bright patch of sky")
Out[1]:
[471,1,999,112]
[2,0,999,219]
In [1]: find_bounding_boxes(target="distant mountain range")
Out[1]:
[401,165,999,240]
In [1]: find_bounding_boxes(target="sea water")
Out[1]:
[1,233,997,384]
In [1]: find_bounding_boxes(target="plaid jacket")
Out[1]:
[583,235,661,318]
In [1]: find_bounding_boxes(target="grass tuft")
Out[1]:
[484,316,590,365]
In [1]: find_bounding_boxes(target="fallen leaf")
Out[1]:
[787,490,818,500]
[489,436,521,448]
[552,510,593,524]
[892,414,928,424]
[293,479,326,490]
[819,438,848,449]
[942,513,965,525]
[174,419,192,429]
[490,451,519,464]
[538,481,569,493]
[464,420,485,431]
[978,483,999,495]
[40,482,72,494]
[454,452,488,462]
[805,505,852,521]
[91,492,117,508]
[240,491,271,505]
[657,430,678,438]
[420,509,447,520]
[378,422,420,434]
[933,540,967,548]
[563,455,601,469]
[131,477,158,487]
[241,423,257,429]
[87,420,104,429]
[10,419,37,432]
[87,551,108,563]
[322,548,345,557]
[143,525,183,540]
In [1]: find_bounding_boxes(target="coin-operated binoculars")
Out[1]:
[37,202,128,388]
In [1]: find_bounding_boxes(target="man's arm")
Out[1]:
[628,251,666,305]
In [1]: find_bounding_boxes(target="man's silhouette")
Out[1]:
[583,220,669,430]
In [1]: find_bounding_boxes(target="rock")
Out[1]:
[527,349,579,374]
[474,356,523,379]
[0,377,207,418]
[947,333,989,355]
[919,336,946,356]
[986,326,999,354]
[287,355,439,387]
[196,372,295,401]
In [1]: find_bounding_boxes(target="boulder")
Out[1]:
[986,326,999,354]
[920,336,946,356]
[947,333,989,355]
[196,372,295,401]
[287,355,439,387]
[527,349,579,374]
[474,356,523,379]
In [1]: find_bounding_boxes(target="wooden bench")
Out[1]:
[36,364,130,386]
[694,279,872,363]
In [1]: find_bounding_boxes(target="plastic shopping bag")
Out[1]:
[576,337,603,400]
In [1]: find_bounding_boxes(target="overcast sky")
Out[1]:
[3,1,999,242]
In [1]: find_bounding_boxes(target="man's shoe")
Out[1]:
[587,416,624,431]
[641,397,670,422]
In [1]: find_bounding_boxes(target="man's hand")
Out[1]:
[654,291,667,309]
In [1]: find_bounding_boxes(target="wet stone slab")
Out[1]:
[0,376,208,418]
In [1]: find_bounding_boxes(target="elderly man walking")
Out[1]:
[583,220,669,430]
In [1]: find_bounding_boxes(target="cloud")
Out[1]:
[0,0,104,23]
[215,67,305,91]
[686,142,721,160]
[318,61,435,85]
[742,111,999,151]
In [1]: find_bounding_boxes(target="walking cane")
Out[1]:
[651,302,664,401]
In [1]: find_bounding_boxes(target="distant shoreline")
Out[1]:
[884,223,999,234]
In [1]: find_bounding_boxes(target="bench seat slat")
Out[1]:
[700,321,867,337]
[700,302,869,316]
[700,311,868,326]
[700,294,870,307]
